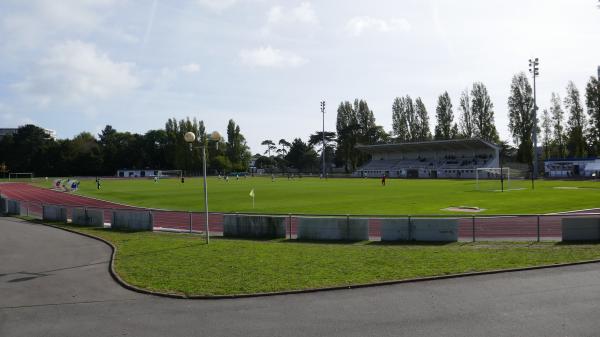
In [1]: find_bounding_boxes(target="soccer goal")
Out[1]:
[475,167,510,191]
[159,170,183,179]
[8,172,34,182]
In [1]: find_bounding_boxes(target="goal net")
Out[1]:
[475,167,510,191]
[159,170,183,179]
[8,172,34,182]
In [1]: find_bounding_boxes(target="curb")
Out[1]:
[33,220,600,300]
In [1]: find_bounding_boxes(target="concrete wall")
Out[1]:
[223,214,286,239]
[111,210,153,231]
[297,217,368,241]
[562,218,600,241]
[42,205,67,222]
[412,218,458,242]
[0,197,6,215]
[6,200,20,215]
[72,208,104,227]
[381,218,458,242]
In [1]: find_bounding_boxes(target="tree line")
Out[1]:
[2,72,600,176]
[0,118,251,176]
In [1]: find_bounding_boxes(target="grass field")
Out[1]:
[40,177,600,215]
[53,224,600,296]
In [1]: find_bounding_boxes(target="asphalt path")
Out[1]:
[2,217,600,337]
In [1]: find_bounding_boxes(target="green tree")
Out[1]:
[507,72,535,164]
[458,88,474,138]
[564,81,587,157]
[550,92,566,158]
[277,139,291,157]
[434,91,457,140]
[414,97,431,141]
[585,75,600,155]
[285,138,318,172]
[392,96,410,141]
[261,139,276,157]
[541,108,553,159]
[226,119,251,171]
[471,82,499,142]
[336,101,359,172]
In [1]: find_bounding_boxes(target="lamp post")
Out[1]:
[184,131,220,244]
[529,57,539,189]
[320,100,326,179]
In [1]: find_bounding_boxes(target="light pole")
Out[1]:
[320,100,326,179]
[529,57,539,189]
[184,131,220,244]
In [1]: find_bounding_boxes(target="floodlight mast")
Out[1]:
[321,101,326,179]
[529,57,540,190]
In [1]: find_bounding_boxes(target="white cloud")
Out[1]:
[345,16,411,36]
[196,0,238,12]
[267,2,317,25]
[180,63,201,73]
[1,0,119,48]
[13,40,139,105]
[239,46,307,68]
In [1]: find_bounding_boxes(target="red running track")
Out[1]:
[2,182,598,240]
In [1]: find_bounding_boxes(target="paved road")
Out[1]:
[2,218,600,337]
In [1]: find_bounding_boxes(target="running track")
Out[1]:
[2,182,599,240]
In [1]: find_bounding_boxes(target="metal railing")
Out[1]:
[7,198,600,242]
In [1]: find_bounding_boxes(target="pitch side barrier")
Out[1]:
[7,199,600,242]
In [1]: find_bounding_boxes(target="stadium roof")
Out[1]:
[356,138,499,153]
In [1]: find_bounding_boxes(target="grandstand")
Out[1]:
[354,139,499,178]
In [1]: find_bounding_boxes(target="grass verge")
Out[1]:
[55,224,600,296]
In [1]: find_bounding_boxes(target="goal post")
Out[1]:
[8,172,34,182]
[476,167,510,191]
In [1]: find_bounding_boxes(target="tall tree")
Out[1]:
[226,119,251,171]
[285,138,318,172]
[392,96,410,141]
[458,89,474,138]
[550,92,566,158]
[541,108,553,159]
[261,139,276,157]
[277,139,291,157]
[585,75,600,155]
[564,81,587,157]
[335,101,359,172]
[414,97,431,141]
[507,72,535,164]
[471,82,499,142]
[434,92,456,140]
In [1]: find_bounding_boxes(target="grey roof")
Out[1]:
[356,138,499,153]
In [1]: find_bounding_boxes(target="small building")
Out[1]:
[116,169,181,178]
[544,158,600,178]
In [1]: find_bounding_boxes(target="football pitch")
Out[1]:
[52,177,600,215]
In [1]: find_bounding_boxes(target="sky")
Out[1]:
[1,0,599,154]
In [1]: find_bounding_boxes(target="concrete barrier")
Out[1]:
[297,217,368,241]
[111,210,153,231]
[223,214,286,239]
[0,197,6,215]
[411,218,458,242]
[380,218,410,241]
[42,205,68,222]
[381,218,458,242]
[562,218,600,241]
[6,200,20,215]
[72,208,104,227]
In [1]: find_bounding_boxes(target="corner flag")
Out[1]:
[249,188,255,208]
